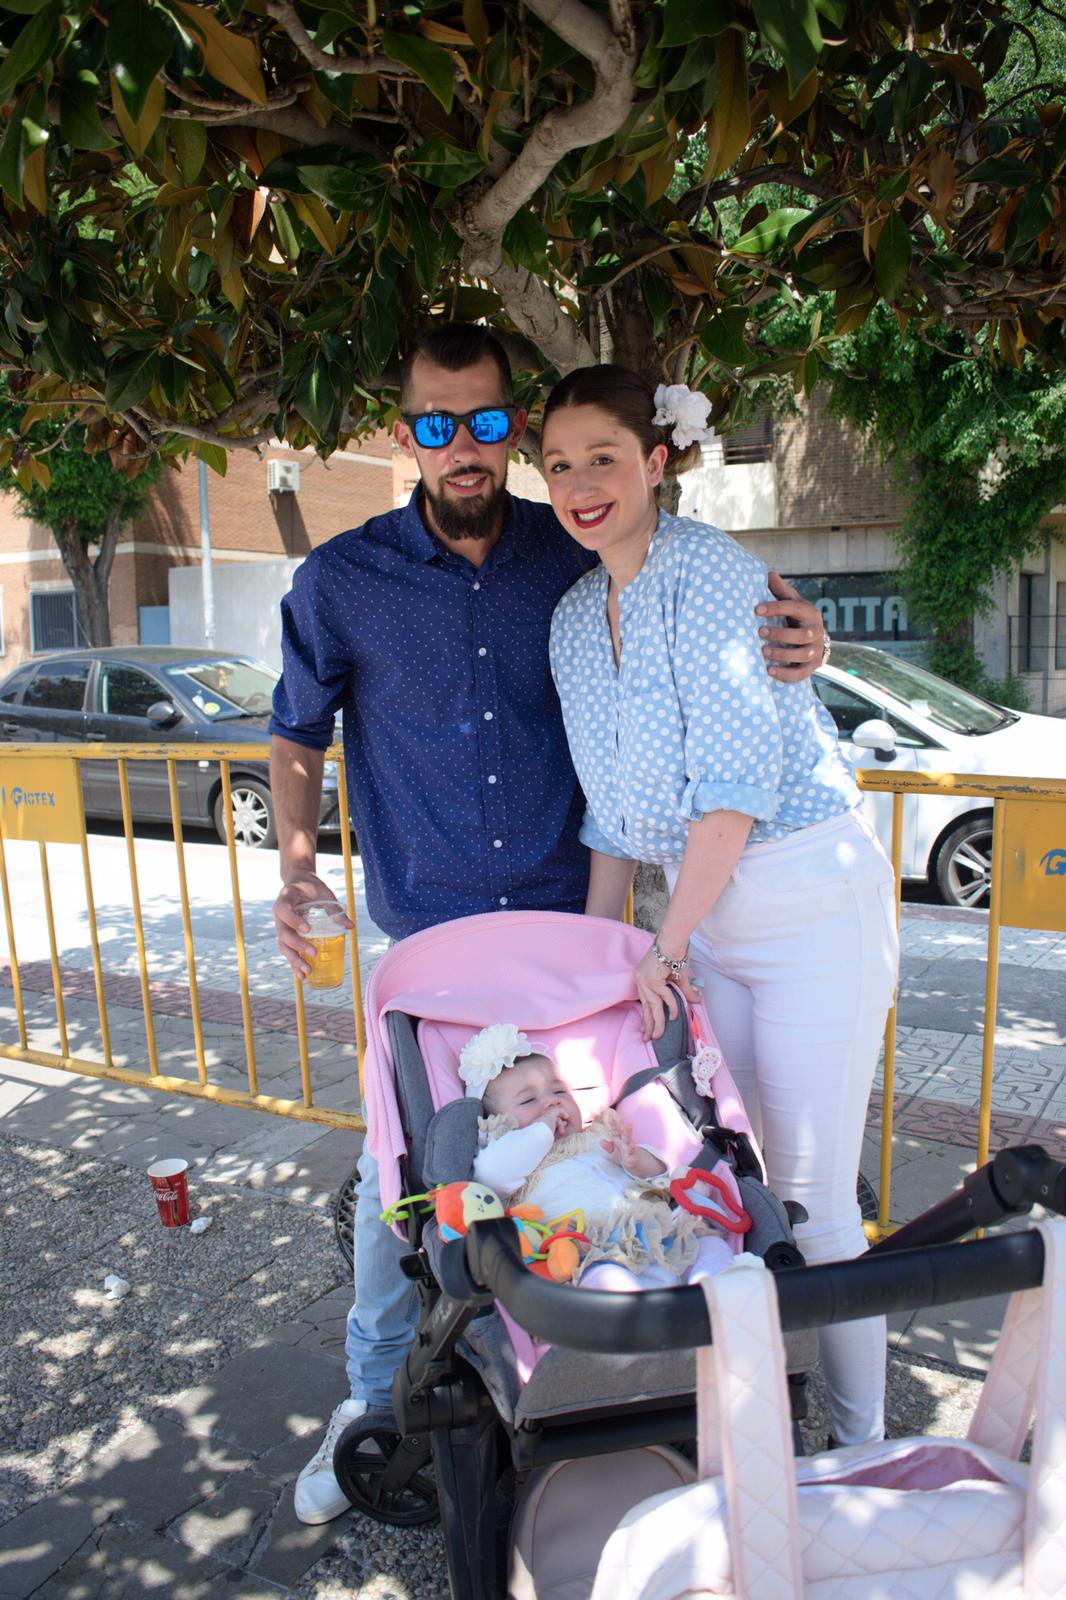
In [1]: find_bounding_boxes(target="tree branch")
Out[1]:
[452,0,637,372]
[130,409,275,452]
[460,0,637,244]
[264,1,419,79]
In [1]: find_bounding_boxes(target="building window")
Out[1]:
[1017,575,1037,673]
[721,414,773,465]
[1057,581,1066,671]
[30,590,87,653]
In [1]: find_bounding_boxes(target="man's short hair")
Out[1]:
[400,323,514,409]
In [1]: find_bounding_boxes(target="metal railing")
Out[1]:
[2,751,1064,1232]
[856,767,1066,1238]
[0,743,364,1131]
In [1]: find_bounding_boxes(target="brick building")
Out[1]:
[0,435,394,667]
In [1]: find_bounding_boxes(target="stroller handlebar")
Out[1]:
[462,1219,1046,1354]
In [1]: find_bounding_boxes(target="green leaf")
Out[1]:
[660,0,733,46]
[0,1,61,106]
[39,301,97,382]
[407,139,483,190]
[192,439,227,476]
[875,171,910,202]
[170,117,207,182]
[874,209,911,300]
[359,292,394,377]
[294,348,338,437]
[752,0,823,95]
[382,30,454,113]
[407,202,444,293]
[59,77,115,152]
[966,156,1036,187]
[297,161,386,210]
[643,274,673,336]
[106,0,179,123]
[733,207,809,255]
[0,87,49,207]
[502,208,548,274]
[701,306,749,365]
[1007,186,1053,256]
[105,347,160,413]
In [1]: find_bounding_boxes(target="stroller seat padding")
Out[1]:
[423,1099,483,1189]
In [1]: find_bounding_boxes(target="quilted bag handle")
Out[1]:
[697,1263,805,1598]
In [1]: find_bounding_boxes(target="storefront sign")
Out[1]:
[0,756,83,844]
[794,572,932,661]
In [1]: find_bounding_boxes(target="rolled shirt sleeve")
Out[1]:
[670,537,783,824]
[268,564,351,749]
[579,809,634,859]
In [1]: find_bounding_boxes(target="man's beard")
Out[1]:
[423,472,508,540]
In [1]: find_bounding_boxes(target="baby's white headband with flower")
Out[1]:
[653,383,715,450]
[458,1023,535,1098]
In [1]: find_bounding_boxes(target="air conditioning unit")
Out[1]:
[267,460,300,494]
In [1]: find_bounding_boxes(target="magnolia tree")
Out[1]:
[0,0,1064,486]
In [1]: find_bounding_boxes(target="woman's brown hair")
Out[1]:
[541,364,702,474]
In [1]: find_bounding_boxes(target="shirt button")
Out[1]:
[478,647,487,657]
[499,896,508,906]
[488,774,497,784]
[484,711,493,721]
[473,582,481,591]
[493,839,503,849]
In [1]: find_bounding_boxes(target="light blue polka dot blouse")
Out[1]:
[549,512,859,865]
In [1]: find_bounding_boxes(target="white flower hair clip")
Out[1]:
[653,383,714,450]
[458,1023,535,1099]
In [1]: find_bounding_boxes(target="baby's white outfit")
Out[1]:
[473,1118,731,1289]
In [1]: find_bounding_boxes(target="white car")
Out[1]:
[813,643,1066,907]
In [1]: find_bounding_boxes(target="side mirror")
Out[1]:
[851,718,896,763]
[147,700,182,728]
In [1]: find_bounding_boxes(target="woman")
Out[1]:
[543,364,899,1447]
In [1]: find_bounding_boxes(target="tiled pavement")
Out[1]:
[2,865,1065,1596]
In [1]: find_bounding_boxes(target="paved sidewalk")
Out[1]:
[1,855,1064,1596]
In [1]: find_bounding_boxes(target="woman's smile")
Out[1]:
[570,502,612,529]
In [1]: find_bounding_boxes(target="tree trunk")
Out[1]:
[51,512,122,647]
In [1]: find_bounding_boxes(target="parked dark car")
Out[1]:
[0,648,342,848]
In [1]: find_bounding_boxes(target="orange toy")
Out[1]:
[433,1181,589,1283]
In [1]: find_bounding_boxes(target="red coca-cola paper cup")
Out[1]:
[147,1158,190,1227]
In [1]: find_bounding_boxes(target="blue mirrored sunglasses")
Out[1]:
[403,406,515,448]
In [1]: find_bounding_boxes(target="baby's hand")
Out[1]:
[600,1113,665,1177]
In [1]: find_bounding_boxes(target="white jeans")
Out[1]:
[667,809,899,1446]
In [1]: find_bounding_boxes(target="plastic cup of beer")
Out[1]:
[302,900,347,989]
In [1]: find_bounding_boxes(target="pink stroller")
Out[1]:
[335,911,815,1597]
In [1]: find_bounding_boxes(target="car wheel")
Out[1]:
[214,778,277,849]
[935,815,993,908]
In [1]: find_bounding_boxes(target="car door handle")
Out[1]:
[0,721,18,734]
[86,732,108,742]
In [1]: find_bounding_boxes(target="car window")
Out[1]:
[21,660,91,711]
[827,642,1014,734]
[99,664,167,719]
[814,676,930,750]
[163,658,278,720]
[0,665,37,703]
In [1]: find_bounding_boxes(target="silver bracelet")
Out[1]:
[652,940,689,977]
[822,631,832,664]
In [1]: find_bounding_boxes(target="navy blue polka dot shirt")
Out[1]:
[269,488,595,940]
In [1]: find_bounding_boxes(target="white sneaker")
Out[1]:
[294,1397,369,1525]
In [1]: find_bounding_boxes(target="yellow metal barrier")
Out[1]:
[2,751,1064,1196]
[856,769,1066,1237]
[0,742,363,1131]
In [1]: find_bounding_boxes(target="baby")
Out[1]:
[459,1023,732,1291]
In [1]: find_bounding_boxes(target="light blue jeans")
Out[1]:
[344,1138,418,1410]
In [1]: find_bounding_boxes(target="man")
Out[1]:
[269,324,827,1524]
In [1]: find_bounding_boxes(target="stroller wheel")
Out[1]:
[857,1171,879,1223]
[334,1165,358,1269]
[333,1421,440,1527]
